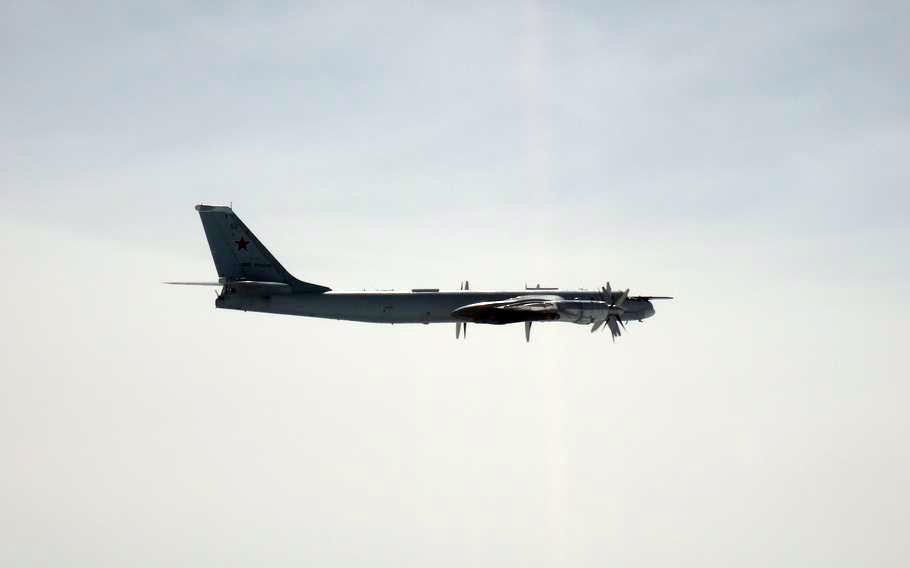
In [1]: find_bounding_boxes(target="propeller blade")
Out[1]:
[591,319,604,333]
[615,289,629,308]
[525,321,532,342]
[456,321,461,339]
[618,318,627,330]
[464,322,467,338]
[607,317,621,341]
[465,280,469,290]
[604,282,612,302]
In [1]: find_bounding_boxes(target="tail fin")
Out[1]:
[195,204,330,293]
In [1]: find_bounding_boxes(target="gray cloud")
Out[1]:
[2,1,908,566]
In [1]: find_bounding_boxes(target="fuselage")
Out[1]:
[176,205,668,338]
[216,289,656,324]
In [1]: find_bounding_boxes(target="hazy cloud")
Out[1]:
[2,2,908,566]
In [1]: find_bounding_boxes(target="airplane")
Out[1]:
[167,205,671,342]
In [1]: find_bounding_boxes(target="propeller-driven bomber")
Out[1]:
[169,205,671,342]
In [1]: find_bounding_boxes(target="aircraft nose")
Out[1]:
[643,300,655,318]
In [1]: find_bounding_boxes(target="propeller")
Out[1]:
[525,321,532,343]
[591,281,630,341]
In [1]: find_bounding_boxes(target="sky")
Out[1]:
[1,1,909,566]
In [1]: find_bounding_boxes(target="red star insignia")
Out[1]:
[235,236,250,250]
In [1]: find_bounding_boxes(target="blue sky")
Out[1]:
[2,2,908,566]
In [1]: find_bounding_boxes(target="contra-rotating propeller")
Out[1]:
[590,282,629,341]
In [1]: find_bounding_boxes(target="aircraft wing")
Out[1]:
[451,295,562,325]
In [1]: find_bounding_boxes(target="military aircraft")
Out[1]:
[168,205,671,342]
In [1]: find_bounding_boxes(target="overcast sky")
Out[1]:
[2,1,909,566]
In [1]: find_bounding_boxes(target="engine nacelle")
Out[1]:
[555,300,614,325]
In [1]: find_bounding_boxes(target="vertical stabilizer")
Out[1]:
[195,204,329,293]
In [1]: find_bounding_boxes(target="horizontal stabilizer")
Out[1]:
[166,280,293,295]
